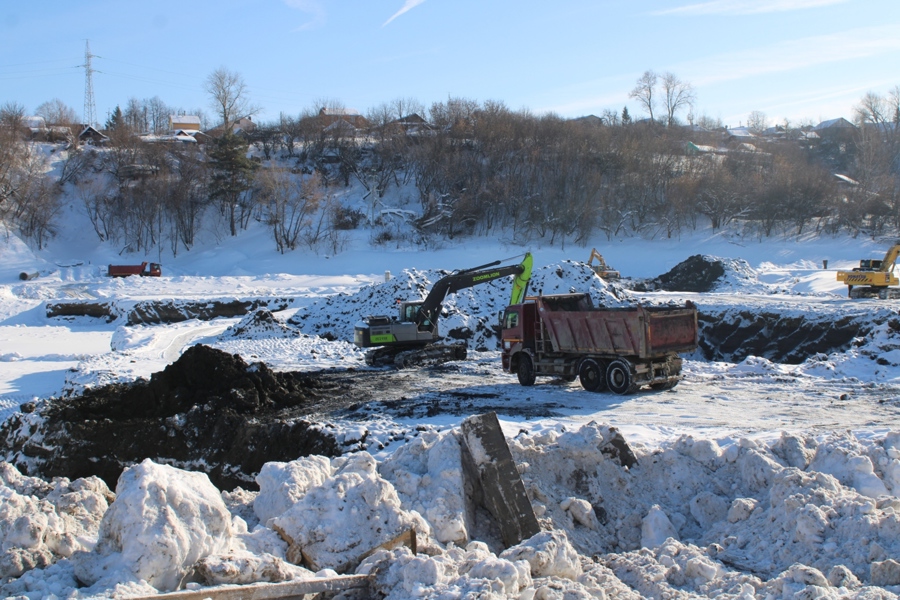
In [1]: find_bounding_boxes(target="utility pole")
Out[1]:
[82,40,98,128]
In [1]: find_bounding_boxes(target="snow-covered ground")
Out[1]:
[3,191,900,598]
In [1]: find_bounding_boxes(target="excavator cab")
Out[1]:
[858,259,882,270]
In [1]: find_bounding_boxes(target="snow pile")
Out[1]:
[0,463,112,580]
[72,459,235,592]
[4,423,900,598]
[292,261,625,352]
[220,308,302,340]
[379,429,468,545]
[269,452,430,572]
[713,256,772,293]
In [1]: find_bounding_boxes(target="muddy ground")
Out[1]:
[0,343,575,491]
[1,255,892,491]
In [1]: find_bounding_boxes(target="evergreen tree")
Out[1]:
[621,106,631,125]
[208,132,256,236]
[105,106,124,131]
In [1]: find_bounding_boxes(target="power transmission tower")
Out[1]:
[82,40,98,128]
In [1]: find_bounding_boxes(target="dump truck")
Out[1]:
[835,242,900,298]
[107,262,161,277]
[501,293,698,394]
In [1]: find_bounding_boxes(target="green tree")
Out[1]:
[208,132,256,236]
[621,106,631,125]
[105,106,125,131]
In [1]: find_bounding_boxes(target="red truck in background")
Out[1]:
[501,293,698,394]
[107,262,162,277]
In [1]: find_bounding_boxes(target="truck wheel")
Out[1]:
[517,355,536,387]
[606,359,635,395]
[579,358,606,392]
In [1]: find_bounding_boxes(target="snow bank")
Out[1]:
[4,425,900,598]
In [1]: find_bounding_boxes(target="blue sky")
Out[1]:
[2,0,898,128]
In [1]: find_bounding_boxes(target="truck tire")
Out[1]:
[579,358,606,392]
[606,359,636,395]
[517,355,536,387]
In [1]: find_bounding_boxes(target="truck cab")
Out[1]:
[500,302,538,373]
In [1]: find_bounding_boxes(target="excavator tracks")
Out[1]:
[849,287,900,299]
[365,343,468,368]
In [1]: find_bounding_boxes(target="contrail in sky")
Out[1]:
[384,0,427,26]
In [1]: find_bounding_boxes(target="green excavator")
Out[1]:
[354,253,533,367]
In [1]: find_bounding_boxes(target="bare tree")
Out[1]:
[390,97,425,120]
[35,98,78,126]
[0,104,27,220]
[123,97,149,133]
[205,67,259,130]
[258,168,323,252]
[629,70,658,121]
[661,72,695,127]
[747,110,769,134]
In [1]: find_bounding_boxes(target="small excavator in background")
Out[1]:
[587,248,620,279]
[836,242,900,299]
[354,253,533,367]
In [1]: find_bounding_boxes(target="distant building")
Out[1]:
[724,126,754,142]
[79,125,109,145]
[206,116,257,138]
[812,117,857,141]
[168,115,202,132]
[317,107,369,129]
[386,113,433,135]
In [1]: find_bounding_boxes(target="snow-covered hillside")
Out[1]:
[2,148,900,598]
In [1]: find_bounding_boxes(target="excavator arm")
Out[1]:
[415,253,532,332]
[880,244,900,273]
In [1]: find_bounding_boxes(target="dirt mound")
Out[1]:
[0,345,339,491]
[631,255,726,292]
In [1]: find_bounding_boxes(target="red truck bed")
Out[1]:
[537,296,697,358]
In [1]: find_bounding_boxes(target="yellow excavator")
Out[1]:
[588,248,620,279]
[836,242,900,299]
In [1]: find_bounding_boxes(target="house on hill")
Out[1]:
[317,107,369,130]
[724,126,754,143]
[168,115,202,132]
[812,117,857,141]
[79,125,109,145]
[206,116,257,138]
[387,113,433,135]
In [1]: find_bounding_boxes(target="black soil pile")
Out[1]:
[631,255,726,292]
[0,345,341,491]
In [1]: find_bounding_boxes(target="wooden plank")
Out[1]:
[127,574,371,600]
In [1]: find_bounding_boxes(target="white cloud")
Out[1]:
[654,0,848,16]
[678,25,900,86]
[383,0,427,27]
[284,0,327,31]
